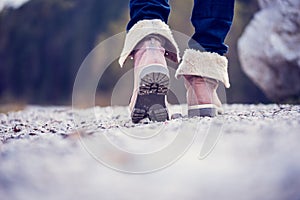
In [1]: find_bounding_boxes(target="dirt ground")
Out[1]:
[0,104,299,200]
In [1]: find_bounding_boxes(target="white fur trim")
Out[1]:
[119,19,180,67]
[175,49,230,88]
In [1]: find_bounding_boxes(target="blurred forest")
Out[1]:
[0,0,270,107]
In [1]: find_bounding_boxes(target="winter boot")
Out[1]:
[175,49,230,117]
[119,19,180,123]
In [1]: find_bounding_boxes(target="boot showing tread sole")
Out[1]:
[131,67,169,123]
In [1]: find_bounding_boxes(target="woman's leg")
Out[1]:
[127,0,170,31]
[176,0,235,117]
[189,0,235,55]
[120,0,179,123]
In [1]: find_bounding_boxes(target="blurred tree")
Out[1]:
[0,0,127,104]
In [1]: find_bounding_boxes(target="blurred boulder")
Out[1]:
[238,0,300,102]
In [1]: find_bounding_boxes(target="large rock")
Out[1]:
[238,0,300,102]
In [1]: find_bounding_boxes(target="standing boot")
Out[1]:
[119,19,180,123]
[175,49,230,117]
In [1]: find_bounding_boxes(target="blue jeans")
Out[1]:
[127,0,235,55]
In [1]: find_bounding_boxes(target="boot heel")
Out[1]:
[188,104,223,118]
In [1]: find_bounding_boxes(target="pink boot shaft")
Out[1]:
[129,35,170,123]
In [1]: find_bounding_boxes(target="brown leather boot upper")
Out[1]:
[129,35,168,113]
[184,75,222,108]
[133,35,167,69]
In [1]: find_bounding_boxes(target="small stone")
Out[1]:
[171,113,183,119]
[13,125,21,132]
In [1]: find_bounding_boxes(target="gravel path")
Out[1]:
[0,104,299,200]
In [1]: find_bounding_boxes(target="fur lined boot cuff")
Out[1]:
[175,49,230,88]
[119,19,180,68]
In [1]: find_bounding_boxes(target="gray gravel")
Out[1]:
[0,104,300,200]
